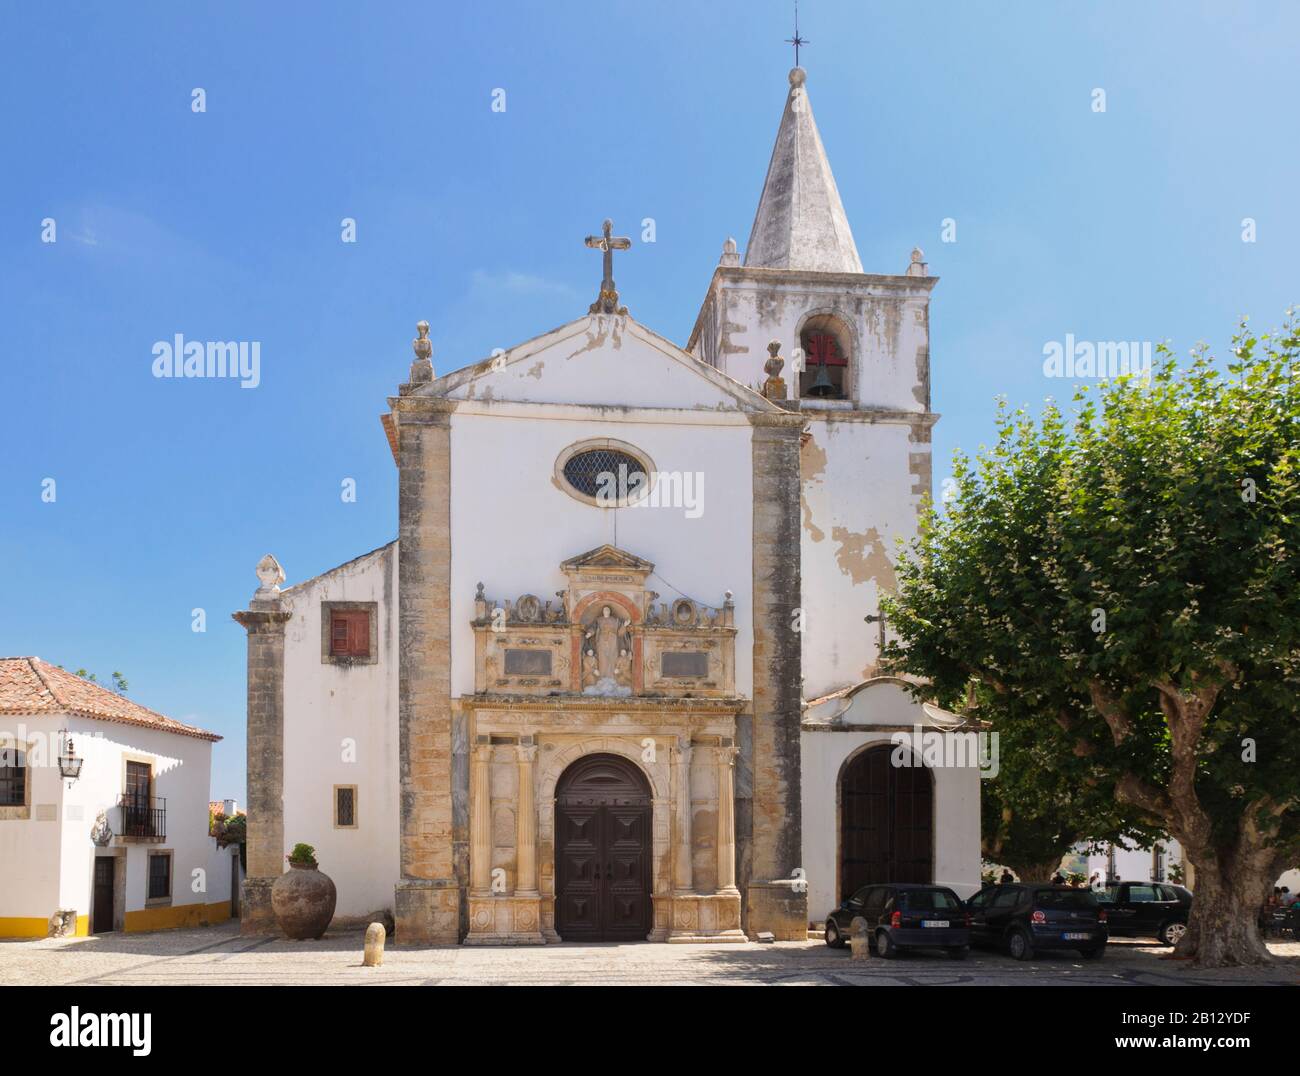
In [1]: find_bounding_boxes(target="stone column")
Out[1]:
[515,744,539,895]
[716,743,739,894]
[470,742,493,895]
[746,414,808,939]
[231,554,291,936]
[673,736,694,894]
[390,381,461,944]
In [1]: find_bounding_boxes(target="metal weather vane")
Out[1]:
[785,0,809,67]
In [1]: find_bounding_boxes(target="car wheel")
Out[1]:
[1159,921,1187,947]
[946,945,969,960]
[1080,945,1106,960]
[824,921,845,949]
[875,930,897,959]
[1007,928,1034,962]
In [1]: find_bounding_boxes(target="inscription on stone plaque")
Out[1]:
[504,648,553,675]
[661,651,709,678]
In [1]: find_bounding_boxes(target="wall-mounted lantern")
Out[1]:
[58,731,83,781]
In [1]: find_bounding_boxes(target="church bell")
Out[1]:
[806,360,836,397]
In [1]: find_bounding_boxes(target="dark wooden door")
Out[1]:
[555,754,651,942]
[93,857,115,933]
[840,745,933,901]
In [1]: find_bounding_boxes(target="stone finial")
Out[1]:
[761,340,788,401]
[789,67,807,87]
[906,247,928,277]
[254,553,285,600]
[409,320,434,383]
[720,236,740,267]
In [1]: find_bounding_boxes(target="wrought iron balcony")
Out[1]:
[116,794,166,841]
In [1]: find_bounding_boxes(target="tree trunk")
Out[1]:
[1002,858,1065,884]
[1176,848,1276,967]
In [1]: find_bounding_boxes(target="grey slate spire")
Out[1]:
[743,67,863,274]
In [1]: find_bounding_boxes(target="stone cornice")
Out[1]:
[688,264,938,353]
[801,408,941,428]
[458,693,749,715]
[231,608,291,631]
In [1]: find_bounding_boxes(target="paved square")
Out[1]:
[1,924,1296,986]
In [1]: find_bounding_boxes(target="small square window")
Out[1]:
[321,602,379,664]
[335,786,357,829]
[148,853,171,900]
[331,610,370,658]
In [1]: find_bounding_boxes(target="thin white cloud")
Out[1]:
[468,269,577,299]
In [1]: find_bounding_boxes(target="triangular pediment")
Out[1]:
[417,315,778,413]
[560,544,654,574]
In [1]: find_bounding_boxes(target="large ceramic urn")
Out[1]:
[271,860,337,940]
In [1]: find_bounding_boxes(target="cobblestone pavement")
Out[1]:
[1,923,1296,986]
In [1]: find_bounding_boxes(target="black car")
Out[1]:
[966,884,1107,960]
[824,884,971,959]
[1097,881,1191,946]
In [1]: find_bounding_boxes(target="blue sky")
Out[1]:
[2,1,1296,802]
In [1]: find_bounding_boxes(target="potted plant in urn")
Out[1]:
[271,843,337,940]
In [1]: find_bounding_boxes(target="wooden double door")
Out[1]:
[840,745,933,901]
[555,754,652,942]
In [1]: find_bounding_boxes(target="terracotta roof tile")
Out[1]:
[0,658,220,742]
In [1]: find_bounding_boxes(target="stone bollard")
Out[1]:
[363,922,386,967]
[849,916,871,960]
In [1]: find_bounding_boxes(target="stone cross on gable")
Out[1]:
[584,218,631,316]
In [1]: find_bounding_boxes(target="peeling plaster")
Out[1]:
[799,433,828,542]
[830,525,897,589]
[526,361,545,379]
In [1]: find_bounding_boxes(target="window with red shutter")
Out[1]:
[321,601,378,664]
[329,609,371,658]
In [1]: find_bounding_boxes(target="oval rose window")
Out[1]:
[556,441,654,507]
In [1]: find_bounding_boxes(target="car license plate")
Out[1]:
[1063,932,1090,940]
[922,920,949,928]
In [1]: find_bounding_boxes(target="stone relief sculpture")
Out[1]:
[473,545,736,698]
[90,809,112,847]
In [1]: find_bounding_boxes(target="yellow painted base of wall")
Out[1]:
[1,904,230,939]
[0,915,89,939]
[124,901,231,933]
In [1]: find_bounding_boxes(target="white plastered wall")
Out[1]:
[280,544,400,918]
[447,404,755,700]
[800,682,982,922]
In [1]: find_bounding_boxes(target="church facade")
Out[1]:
[234,67,980,946]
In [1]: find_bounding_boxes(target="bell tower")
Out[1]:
[687,66,939,701]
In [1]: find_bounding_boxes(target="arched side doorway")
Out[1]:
[554,753,652,942]
[839,744,933,901]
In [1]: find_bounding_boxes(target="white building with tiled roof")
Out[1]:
[0,657,240,937]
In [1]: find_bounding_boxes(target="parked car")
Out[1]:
[1261,903,1298,939]
[966,884,1107,960]
[824,884,971,959]
[1097,881,1191,946]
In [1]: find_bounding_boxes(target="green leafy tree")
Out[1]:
[884,315,1300,966]
[69,668,128,695]
[978,687,1162,881]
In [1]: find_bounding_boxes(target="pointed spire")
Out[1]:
[744,68,863,275]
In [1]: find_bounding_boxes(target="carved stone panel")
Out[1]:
[473,544,736,698]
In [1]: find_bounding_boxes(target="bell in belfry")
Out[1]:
[805,359,836,397]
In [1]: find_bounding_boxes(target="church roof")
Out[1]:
[0,657,221,741]
[744,68,863,274]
